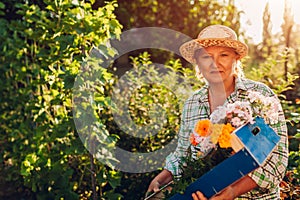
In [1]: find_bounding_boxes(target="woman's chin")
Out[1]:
[206,77,225,84]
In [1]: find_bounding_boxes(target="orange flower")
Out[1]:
[190,133,198,146]
[194,119,211,136]
[210,124,224,144]
[218,123,235,148]
[223,123,235,134]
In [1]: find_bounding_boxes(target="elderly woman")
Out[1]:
[147,25,288,199]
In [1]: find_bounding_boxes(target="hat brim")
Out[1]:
[180,38,248,64]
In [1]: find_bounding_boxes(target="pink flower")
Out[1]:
[231,117,241,127]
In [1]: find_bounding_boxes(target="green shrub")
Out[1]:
[0,0,122,199]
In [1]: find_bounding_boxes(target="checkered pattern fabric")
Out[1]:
[164,77,288,199]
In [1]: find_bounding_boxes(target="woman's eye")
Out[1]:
[201,55,212,59]
[221,54,228,57]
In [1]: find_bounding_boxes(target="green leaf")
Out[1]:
[0,2,5,9]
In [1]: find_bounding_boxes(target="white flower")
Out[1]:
[247,91,262,103]
[210,106,227,124]
[247,90,280,124]
[231,117,242,127]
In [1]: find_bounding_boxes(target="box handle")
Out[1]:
[252,126,260,136]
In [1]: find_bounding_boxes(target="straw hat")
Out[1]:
[180,25,248,64]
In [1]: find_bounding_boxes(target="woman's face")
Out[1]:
[195,46,239,84]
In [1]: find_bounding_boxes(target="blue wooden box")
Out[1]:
[169,117,280,199]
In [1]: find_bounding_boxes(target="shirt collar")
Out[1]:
[196,84,209,103]
[234,77,248,92]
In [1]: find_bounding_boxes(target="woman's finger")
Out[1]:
[192,191,207,200]
[192,192,200,200]
[152,181,160,192]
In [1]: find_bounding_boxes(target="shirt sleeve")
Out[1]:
[248,95,289,189]
[164,102,191,177]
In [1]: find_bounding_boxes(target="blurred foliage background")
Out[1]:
[0,0,299,199]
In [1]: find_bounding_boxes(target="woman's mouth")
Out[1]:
[210,70,223,74]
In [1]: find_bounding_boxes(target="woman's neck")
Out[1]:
[209,81,235,97]
[208,78,235,112]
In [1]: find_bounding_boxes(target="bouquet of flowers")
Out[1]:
[169,90,280,195]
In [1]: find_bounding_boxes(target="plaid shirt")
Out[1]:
[164,77,288,199]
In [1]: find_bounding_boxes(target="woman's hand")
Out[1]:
[146,169,173,197]
[192,175,258,200]
[147,180,161,194]
[192,191,208,200]
[192,186,236,200]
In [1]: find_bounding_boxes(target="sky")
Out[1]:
[235,0,300,44]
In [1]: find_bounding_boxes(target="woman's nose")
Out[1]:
[210,56,218,68]
[212,55,219,64]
